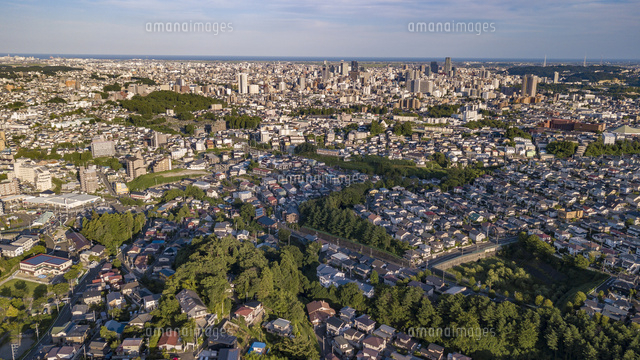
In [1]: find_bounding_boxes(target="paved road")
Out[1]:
[595,276,616,294]
[22,261,104,360]
[313,324,332,358]
[0,270,19,287]
[98,171,116,197]
[426,236,518,269]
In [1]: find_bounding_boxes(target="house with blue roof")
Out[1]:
[248,342,267,355]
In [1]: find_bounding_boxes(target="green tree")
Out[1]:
[338,282,367,311]
[573,291,587,307]
[33,284,48,299]
[370,120,385,136]
[370,270,379,286]
[278,229,291,244]
[100,326,118,344]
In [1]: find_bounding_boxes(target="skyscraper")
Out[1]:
[340,61,349,76]
[351,61,359,72]
[553,71,559,84]
[321,64,329,80]
[444,57,452,74]
[410,79,421,93]
[430,61,438,74]
[238,73,248,94]
[522,75,538,97]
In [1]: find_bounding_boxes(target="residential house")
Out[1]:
[158,330,182,352]
[176,289,208,319]
[332,335,355,358]
[326,316,349,336]
[306,300,336,326]
[264,318,293,338]
[233,301,264,326]
[117,338,143,356]
[354,314,376,334]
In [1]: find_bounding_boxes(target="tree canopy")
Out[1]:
[81,211,146,254]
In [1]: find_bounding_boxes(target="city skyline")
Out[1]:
[1,0,639,59]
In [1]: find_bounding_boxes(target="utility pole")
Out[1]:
[11,343,18,360]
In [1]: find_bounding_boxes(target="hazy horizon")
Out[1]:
[3,53,640,64]
[1,0,639,60]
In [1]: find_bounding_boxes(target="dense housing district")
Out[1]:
[0,56,639,360]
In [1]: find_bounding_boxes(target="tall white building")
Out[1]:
[340,61,349,76]
[238,73,248,94]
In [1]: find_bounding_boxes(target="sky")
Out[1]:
[0,0,639,60]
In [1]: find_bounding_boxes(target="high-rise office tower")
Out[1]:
[444,57,452,74]
[553,71,559,84]
[522,75,538,97]
[430,61,438,74]
[420,80,434,94]
[322,65,329,80]
[351,61,359,72]
[340,61,349,76]
[238,73,248,94]
[410,79,421,93]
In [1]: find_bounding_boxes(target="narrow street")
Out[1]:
[22,261,105,360]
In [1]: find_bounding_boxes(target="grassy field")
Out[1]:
[452,255,608,307]
[0,279,44,296]
[126,169,208,191]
